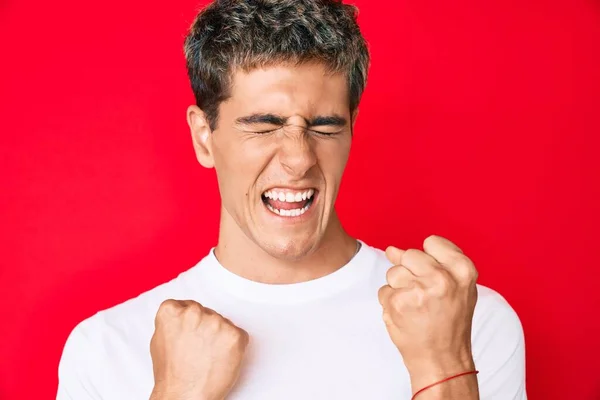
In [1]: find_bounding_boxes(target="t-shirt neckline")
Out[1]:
[197,240,375,304]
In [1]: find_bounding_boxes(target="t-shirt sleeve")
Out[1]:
[472,288,527,400]
[56,320,103,400]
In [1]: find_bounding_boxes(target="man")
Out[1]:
[57,0,526,399]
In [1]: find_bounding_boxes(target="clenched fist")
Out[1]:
[378,235,479,392]
[149,299,249,400]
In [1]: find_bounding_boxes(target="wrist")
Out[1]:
[404,354,476,393]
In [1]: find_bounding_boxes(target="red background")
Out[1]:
[1,0,599,399]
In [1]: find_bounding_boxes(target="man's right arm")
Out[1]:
[56,322,101,400]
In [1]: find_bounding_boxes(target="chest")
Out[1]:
[228,306,412,399]
[103,296,413,399]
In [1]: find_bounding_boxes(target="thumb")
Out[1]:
[385,246,405,265]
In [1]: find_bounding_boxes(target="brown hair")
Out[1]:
[184,0,370,130]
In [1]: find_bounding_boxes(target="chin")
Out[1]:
[258,236,319,262]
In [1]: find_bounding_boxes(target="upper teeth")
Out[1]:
[263,189,315,202]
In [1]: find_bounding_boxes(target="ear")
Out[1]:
[187,105,214,168]
[351,108,359,128]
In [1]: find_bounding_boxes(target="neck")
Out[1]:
[214,207,358,284]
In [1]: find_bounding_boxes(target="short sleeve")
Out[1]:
[472,288,527,400]
[56,320,103,400]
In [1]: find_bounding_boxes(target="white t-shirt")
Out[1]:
[57,240,527,400]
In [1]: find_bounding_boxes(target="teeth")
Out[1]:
[263,189,315,203]
[262,188,316,218]
[265,200,312,217]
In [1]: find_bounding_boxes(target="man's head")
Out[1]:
[184,0,370,261]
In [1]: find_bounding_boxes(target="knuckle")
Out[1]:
[388,286,429,311]
[389,290,407,312]
[206,312,224,328]
[378,285,391,305]
[159,298,178,310]
[187,301,204,314]
[454,256,473,271]
[405,248,420,257]
[465,264,479,283]
[423,234,441,247]
[403,249,420,263]
[454,257,477,283]
[386,266,401,284]
[208,313,234,334]
[413,287,427,309]
[234,329,250,349]
[432,272,452,296]
[222,324,246,345]
[181,303,203,323]
[385,266,394,283]
[157,299,180,318]
[231,326,247,342]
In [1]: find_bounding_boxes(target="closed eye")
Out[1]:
[248,126,341,136]
[307,128,342,136]
[235,113,348,136]
[250,127,281,134]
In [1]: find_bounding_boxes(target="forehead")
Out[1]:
[225,62,350,116]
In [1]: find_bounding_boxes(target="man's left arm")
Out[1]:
[408,295,526,400]
[378,235,526,400]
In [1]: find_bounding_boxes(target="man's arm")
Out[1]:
[378,236,527,400]
[379,235,482,399]
[407,359,480,399]
[407,293,526,400]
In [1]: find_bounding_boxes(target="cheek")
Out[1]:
[316,140,351,177]
[214,138,265,172]
[211,142,247,204]
[245,140,278,167]
[213,138,276,194]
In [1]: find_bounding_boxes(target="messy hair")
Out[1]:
[183,0,370,130]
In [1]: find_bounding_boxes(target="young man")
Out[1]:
[57,1,526,399]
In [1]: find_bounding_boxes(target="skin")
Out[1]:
[150,300,249,400]
[380,237,480,399]
[149,62,480,400]
[188,61,359,284]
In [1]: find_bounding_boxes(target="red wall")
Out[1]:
[1,0,599,399]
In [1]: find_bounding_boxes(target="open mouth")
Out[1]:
[261,188,317,217]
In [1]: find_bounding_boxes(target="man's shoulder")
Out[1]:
[71,276,176,340]
[57,255,214,397]
[61,257,207,357]
[474,284,523,328]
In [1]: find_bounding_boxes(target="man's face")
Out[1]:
[189,62,354,260]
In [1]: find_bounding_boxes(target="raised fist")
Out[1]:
[378,235,479,390]
[149,299,249,400]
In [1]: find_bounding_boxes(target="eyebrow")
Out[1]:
[310,115,347,127]
[235,113,348,127]
[235,113,287,126]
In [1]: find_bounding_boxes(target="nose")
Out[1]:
[277,127,317,179]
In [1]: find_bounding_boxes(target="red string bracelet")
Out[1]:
[411,370,479,400]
